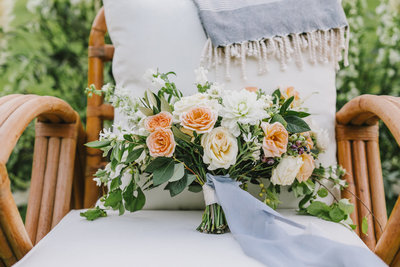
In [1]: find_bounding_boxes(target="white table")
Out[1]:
[14,209,366,267]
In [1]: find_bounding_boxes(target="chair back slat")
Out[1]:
[85,7,115,207]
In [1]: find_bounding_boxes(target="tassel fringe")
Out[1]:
[200,26,350,80]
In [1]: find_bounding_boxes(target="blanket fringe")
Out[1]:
[200,27,350,80]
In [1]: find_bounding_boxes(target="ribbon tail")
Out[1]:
[206,174,387,267]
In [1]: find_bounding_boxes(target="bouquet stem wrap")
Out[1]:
[197,183,228,234]
[206,174,386,267]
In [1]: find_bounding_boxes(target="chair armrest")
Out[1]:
[336,94,400,265]
[0,94,85,266]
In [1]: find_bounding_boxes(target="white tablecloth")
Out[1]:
[14,209,366,267]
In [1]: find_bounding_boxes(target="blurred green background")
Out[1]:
[0,0,399,218]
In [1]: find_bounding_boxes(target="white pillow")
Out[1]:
[103,0,337,209]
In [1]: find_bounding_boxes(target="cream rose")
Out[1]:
[296,153,315,182]
[271,156,303,186]
[173,93,220,121]
[201,127,238,170]
[180,106,217,134]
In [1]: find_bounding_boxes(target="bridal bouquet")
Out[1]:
[82,68,356,234]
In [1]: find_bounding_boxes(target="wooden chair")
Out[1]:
[1,7,400,266]
[0,95,85,266]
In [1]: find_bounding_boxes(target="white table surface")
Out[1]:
[14,209,366,267]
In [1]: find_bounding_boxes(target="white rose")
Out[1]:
[271,156,303,186]
[194,67,208,85]
[305,119,330,152]
[220,89,268,136]
[201,127,238,170]
[173,93,220,121]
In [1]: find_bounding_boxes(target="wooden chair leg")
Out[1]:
[391,250,400,267]
[0,227,16,266]
[0,165,33,260]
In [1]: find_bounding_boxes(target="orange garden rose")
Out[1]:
[261,122,288,158]
[296,153,315,182]
[180,106,218,134]
[146,128,176,158]
[144,111,173,132]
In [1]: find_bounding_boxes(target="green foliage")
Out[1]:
[338,0,400,214]
[80,206,107,221]
[1,0,110,200]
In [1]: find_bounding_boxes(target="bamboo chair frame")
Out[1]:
[0,95,85,266]
[1,6,400,267]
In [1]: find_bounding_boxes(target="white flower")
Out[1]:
[93,177,102,187]
[99,128,117,141]
[220,89,268,136]
[173,93,220,121]
[194,67,208,85]
[201,127,238,170]
[142,69,165,89]
[206,83,223,98]
[260,94,273,108]
[271,156,303,186]
[306,119,330,152]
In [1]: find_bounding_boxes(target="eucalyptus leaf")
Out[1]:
[153,160,175,185]
[123,183,146,212]
[160,96,172,112]
[85,140,111,148]
[125,148,144,163]
[188,183,202,193]
[169,163,185,182]
[145,157,173,173]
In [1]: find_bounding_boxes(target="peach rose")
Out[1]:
[282,87,300,101]
[144,111,173,132]
[245,86,258,93]
[261,122,288,158]
[296,153,315,182]
[146,128,176,158]
[180,106,217,134]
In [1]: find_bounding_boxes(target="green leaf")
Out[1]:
[145,157,173,173]
[110,177,122,191]
[123,183,146,212]
[188,183,202,193]
[329,206,346,222]
[169,163,185,182]
[125,148,144,163]
[104,189,123,210]
[270,114,287,127]
[317,188,328,198]
[349,224,357,230]
[280,96,294,114]
[272,88,281,100]
[123,134,134,142]
[138,106,154,116]
[164,173,197,197]
[160,96,172,112]
[85,140,111,148]
[284,115,311,133]
[285,110,311,118]
[171,126,191,142]
[153,160,175,186]
[306,201,330,216]
[361,216,369,235]
[338,199,354,214]
[80,207,107,221]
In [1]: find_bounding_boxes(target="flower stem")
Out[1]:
[196,203,229,234]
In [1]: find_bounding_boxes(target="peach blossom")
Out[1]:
[261,122,288,158]
[180,106,217,134]
[296,153,315,182]
[146,128,176,158]
[144,111,173,132]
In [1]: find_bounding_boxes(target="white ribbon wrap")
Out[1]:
[202,184,219,206]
